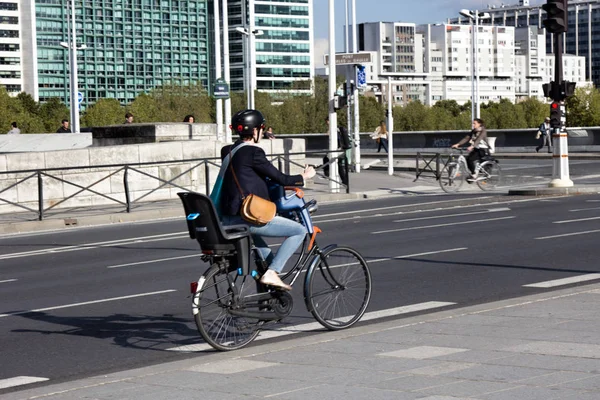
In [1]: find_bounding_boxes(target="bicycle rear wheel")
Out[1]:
[192,265,262,351]
[476,161,502,191]
[305,246,371,330]
[439,161,465,193]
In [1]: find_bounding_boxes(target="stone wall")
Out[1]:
[0,138,305,217]
[91,123,217,146]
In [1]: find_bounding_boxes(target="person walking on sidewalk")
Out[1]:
[372,120,389,153]
[536,117,552,153]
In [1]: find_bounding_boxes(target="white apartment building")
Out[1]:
[451,0,600,86]
[0,0,36,97]
[422,24,516,106]
[357,22,430,105]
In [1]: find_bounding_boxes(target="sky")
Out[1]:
[312,0,545,67]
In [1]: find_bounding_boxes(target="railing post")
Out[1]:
[436,153,441,180]
[344,153,350,194]
[205,161,211,196]
[123,166,131,213]
[278,156,283,171]
[37,171,43,221]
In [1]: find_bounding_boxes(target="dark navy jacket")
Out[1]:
[220,141,304,216]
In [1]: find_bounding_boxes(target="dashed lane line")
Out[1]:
[371,216,516,235]
[0,290,177,319]
[523,274,600,288]
[0,376,49,390]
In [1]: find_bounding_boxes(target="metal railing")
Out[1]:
[414,152,444,182]
[0,150,348,221]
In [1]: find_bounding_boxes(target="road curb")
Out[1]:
[508,186,600,196]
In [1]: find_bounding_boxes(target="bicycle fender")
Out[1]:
[303,244,338,307]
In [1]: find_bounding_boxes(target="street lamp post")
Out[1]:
[235,27,263,109]
[60,0,85,133]
[459,9,490,121]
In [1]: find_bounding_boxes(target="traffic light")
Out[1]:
[542,0,568,34]
[549,101,562,128]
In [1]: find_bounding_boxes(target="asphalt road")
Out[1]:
[2,189,600,393]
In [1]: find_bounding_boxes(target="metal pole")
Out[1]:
[549,31,573,188]
[344,0,349,53]
[474,11,480,119]
[248,0,256,109]
[70,0,80,133]
[470,18,475,123]
[328,0,339,193]
[214,0,223,141]
[352,0,360,173]
[222,0,232,143]
[387,76,394,176]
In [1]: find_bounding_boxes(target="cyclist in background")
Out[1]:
[451,118,489,181]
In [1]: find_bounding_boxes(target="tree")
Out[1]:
[516,97,548,128]
[81,98,123,127]
[565,87,600,127]
[39,97,70,132]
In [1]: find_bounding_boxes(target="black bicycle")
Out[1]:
[178,185,372,351]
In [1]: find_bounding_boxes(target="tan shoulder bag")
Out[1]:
[229,146,276,226]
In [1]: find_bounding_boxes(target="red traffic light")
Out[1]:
[551,102,559,109]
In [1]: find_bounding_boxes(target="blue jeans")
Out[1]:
[222,215,306,273]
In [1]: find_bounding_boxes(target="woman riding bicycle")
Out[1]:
[220,109,316,291]
[451,118,490,181]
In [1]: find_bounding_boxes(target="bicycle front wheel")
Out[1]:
[192,265,262,351]
[439,161,465,193]
[305,246,371,330]
[477,161,502,191]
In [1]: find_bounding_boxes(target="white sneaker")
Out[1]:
[259,270,292,291]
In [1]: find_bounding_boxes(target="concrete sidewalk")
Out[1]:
[5,283,600,399]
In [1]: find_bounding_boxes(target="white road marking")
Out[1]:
[314,198,537,224]
[313,197,493,219]
[535,229,600,240]
[392,209,509,224]
[367,248,468,264]
[523,274,600,288]
[0,279,17,284]
[166,301,457,352]
[107,254,201,268]
[0,290,177,319]
[570,207,600,212]
[0,232,187,261]
[554,216,600,224]
[0,376,49,389]
[371,216,516,235]
[586,200,600,203]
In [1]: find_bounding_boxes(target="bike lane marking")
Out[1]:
[166,301,457,353]
[523,274,600,288]
[0,232,187,261]
[371,216,516,235]
[0,279,17,284]
[0,376,49,390]
[0,290,177,319]
[535,229,600,240]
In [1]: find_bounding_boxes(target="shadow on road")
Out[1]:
[10,311,202,351]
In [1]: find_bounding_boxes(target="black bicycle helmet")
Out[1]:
[231,109,265,137]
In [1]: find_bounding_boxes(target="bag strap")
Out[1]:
[228,144,246,200]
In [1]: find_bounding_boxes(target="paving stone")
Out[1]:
[505,341,600,359]
[414,379,519,398]
[439,364,555,383]
[379,346,470,360]
[264,383,419,400]
[476,385,585,400]
[362,374,464,392]
[186,359,278,374]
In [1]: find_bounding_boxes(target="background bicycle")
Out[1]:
[438,148,502,193]
[178,186,372,351]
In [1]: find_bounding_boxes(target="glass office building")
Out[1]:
[32,0,210,106]
[224,0,314,96]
